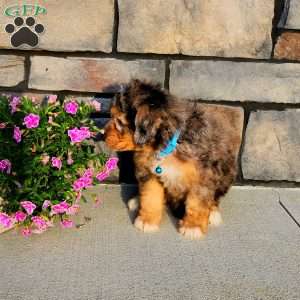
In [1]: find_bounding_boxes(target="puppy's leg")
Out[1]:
[209,205,223,227]
[134,177,165,233]
[179,186,211,240]
[127,196,139,212]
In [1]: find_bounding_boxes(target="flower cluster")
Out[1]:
[68,127,91,143]
[0,95,116,237]
[73,169,94,192]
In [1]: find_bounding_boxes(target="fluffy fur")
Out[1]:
[105,79,242,239]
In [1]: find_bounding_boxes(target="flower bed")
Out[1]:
[0,95,117,236]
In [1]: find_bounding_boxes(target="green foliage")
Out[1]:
[0,95,107,215]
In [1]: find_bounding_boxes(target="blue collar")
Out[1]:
[158,130,181,158]
[155,130,180,174]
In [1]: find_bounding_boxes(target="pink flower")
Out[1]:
[83,168,93,178]
[13,126,22,143]
[67,128,81,143]
[64,100,78,115]
[51,201,70,214]
[72,168,94,192]
[83,176,93,187]
[20,201,36,215]
[72,175,93,192]
[33,220,54,233]
[68,127,91,143]
[51,157,62,170]
[0,212,14,228]
[72,179,85,192]
[24,114,40,129]
[105,157,119,171]
[41,154,50,165]
[9,96,20,113]
[0,123,7,129]
[96,170,109,182]
[31,216,48,231]
[66,204,80,215]
[60,219,73,228]
[42,200,52,210]
[80,127,91,138]
[48,116,54,125]
[0,159,11,174]
[67,151,73,165]
[91,100,101,112]
[67,158,74,165]
[48,95,57,104]
[21,227,32,237]
[15,211,27,222]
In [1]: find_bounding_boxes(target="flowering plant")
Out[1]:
[0,95,118,236]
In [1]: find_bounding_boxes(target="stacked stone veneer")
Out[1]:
[0,0,300,185]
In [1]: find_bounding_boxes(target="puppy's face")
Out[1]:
[104,95,136,151]
[105,80,168,150]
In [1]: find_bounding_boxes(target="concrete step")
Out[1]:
[0,185,299,300]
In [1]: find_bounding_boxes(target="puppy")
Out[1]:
[105,79,242,239]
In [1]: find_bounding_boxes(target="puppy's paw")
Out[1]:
[127,197,139,212]
[134,216,159,233]
[178,226,204,240]
[209,209,223,227]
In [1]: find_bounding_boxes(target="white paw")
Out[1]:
[209,210,223,227]
[127,197,139,212]
[179,226,204,240]
[134,216,159,233]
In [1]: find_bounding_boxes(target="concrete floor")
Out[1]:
[0,184,299,300]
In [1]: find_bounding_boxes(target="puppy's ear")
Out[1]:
[114,90,128,113]
[133,105,163,146]
[129,79,168,109]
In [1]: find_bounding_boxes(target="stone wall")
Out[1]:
[0,0,300,186]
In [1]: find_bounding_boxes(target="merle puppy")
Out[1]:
[105,79,242,239]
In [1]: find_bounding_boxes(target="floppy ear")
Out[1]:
[133,105,164,146]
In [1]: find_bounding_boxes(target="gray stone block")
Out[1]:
[170,60,300,103]
[0,55,24,87]
[242,110,300,182]
[285,0,300,29]
[118,0,273,58]
[0,0,114,52]
[29,57,165,92]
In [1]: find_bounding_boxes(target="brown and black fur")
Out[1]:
[105,79,242,239]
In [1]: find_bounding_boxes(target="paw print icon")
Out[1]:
[5,17,44,48]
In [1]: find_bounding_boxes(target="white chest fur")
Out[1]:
[150,154,187,194]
